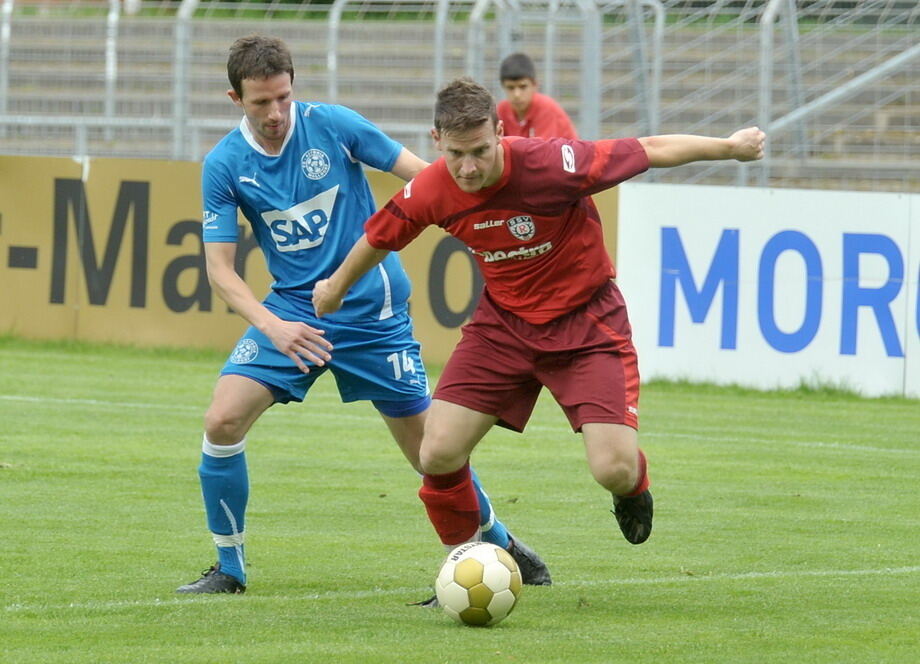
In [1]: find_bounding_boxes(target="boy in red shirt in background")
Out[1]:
[497,52,578,140]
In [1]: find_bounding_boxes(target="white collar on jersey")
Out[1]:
[239,102,297,157]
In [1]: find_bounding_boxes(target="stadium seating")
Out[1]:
[0,1,916,192]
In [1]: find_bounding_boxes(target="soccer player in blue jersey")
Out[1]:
[176,35,550,596]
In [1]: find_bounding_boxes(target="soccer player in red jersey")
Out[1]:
[497,52,578,140]
[313,77,765,552]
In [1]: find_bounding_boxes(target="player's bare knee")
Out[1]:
[419,449,454,475]
[591,457,636,495]
[203,406,247,446]
[419,437,464,476]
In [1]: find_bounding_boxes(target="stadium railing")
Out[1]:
[0,0,916,192]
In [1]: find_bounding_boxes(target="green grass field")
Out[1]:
[2,336,918,663]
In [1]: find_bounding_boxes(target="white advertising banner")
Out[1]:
[616,183,919,398]
[905,196,920,399]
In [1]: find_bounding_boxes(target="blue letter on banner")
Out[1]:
[758,231,823,353]
[840,233,904,357]
[659,227,739,349]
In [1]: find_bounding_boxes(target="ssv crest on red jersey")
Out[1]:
[507,215,535,241]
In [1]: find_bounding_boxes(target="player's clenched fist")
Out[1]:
[312,278,344,318]
[728,126,766,162]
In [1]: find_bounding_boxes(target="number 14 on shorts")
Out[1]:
[387,350,416,380]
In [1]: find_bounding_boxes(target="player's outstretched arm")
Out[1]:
[390,147,429,181]
[638,127,765,168]
[205,242,332,373]
[314,235,391,317]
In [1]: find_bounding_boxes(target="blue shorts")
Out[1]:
[220,294,430,415]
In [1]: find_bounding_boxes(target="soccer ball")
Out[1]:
[435,541,522,626]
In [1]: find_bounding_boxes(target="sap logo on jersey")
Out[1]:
[301,149,331,180]
[261,185,339,252]
[507,215,535,241]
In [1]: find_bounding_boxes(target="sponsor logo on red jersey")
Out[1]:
[473,219,505,230]
[475,241,553,263]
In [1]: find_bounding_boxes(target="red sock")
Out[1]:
[624,449,650,497]
[418,462,480,546]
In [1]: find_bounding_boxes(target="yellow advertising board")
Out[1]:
[1,156,85,339]
[0,156,618,364]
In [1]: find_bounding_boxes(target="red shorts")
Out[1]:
[434,280,640,432]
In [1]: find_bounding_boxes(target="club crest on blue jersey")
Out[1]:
[507,215,536,241]
[229,339,259,364]
[301,149,331,180]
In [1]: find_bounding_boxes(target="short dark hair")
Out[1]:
[499,52,536,82]
[434,77,497,134]
[227,34,295,99]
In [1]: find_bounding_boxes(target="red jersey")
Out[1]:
[364,136,649,324]
[497,92,579,140]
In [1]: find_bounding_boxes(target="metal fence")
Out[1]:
[0,0,917,192]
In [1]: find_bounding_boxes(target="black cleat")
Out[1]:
[613,489,654,544]
[176,563,246,594]
[409,594,439,608]
[508,537,552,585]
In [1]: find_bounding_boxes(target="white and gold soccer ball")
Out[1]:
[435,541,523,626]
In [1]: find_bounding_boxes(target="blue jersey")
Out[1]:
[202,101,411,322]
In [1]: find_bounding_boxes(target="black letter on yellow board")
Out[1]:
[50,179,149,307]
[162,220,211,312]
[428,236,482,328]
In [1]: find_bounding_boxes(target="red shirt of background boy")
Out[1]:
[497,92,578,140]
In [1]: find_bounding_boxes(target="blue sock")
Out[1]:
[470,466,510,549]
[199,437,249,584]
